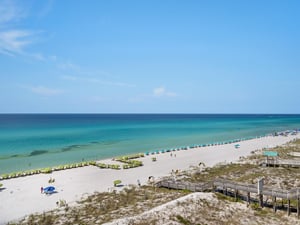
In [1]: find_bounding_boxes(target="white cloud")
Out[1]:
[0,0,25,24]
[0,1,44,58]
[153,87,177,97]
[0,30,33,55]
[26,85,63,96]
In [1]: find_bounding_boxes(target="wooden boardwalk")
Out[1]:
[156,178,300,217]
[156,179,213,192]
[261,158,300,168]
[214,178,300,200]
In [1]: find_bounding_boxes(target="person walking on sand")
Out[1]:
[40,186,43,193]
[137,179,141,187]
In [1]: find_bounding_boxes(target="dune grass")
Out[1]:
[14,186,187,225]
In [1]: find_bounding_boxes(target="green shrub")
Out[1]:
[250,202,260,210]
[176,215,191,225]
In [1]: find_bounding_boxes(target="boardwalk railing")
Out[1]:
[213,178,300,200]
[261,158,300,167]
[156,179,213,192]
[156,178,300,217]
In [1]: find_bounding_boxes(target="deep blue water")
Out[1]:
[0,114,300,174]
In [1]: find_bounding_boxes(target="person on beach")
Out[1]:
[40,187,43,193]
[137,179,141,187]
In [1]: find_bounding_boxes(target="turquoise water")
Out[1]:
[0,114,300,174]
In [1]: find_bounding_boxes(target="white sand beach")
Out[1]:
[0,134,299,224]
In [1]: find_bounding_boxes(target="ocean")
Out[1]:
[1,114,300,174]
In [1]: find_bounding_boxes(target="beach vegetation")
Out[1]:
[176,215,192,225]
[15,185,186,224]
[214,192,241,203]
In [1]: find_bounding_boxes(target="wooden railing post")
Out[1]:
[235,189,238,201]
[259,194,263,208]
[287,199,291,216]
[273,196,276,213]
[297,197,300,219]
[247,192,250,206]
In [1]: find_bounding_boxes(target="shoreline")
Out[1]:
[0,131,294,178]
[0,133,299,224]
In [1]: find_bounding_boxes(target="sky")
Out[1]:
[0,0,299,113]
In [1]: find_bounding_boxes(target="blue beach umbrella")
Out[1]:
[43,186,55,194]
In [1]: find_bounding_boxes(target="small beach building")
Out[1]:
[263,151,278,166]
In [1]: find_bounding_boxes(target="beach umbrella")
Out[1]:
[43,186,55,194]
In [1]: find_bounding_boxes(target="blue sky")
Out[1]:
[0,0,299,113]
